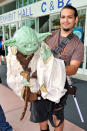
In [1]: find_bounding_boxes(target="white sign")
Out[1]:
[0,0,87,26]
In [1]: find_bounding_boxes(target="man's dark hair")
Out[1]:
[60,5,78,18]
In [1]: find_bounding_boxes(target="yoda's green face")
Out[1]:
[3,26,51,56]
[14,27,39,55]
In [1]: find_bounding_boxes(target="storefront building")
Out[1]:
[0,0,87,76]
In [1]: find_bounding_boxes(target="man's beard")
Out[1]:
[63,28,71,32]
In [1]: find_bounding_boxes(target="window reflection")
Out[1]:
[10,23,16,37]
[39,15,49,33]
[76,9,86,68]
[4,25,9,40]
[4,25,9,55]
[50,14,60,31]
[19,0,22,7]
[86,47,87,69]
[24,0,28,6]
[0,27,3,38]
[21,19,35,29]
[16,0,41,8]
[26,19,35,29]
[75,9,86,43]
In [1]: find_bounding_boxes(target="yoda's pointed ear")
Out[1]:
[36,32,52,42]
[3,38,16,46]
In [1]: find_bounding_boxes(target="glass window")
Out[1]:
[22,20,26,26]
[30,0,36,4]
[4,25,10,55]
[24,0,28,6]
[4,25,9,40]
[10,23,16,37]
[0,26,3,38]
[39,15,49,33]
[75,9,86,68]
[16,0,19,8]
[21,15,35,29]
[21,19,35,29]
[18,22,22,29]
[4,1,16,13]
[86,46,87,69]
[50,14,60,31]
[26,19,35,29]
[36,0,41,1]
[19,0,22,7]
[0,7,2,15]
[74,9,86,43]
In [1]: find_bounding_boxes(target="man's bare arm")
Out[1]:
[66,60,81,76]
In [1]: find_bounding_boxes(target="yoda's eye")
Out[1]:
[33,42,37,45]
[24,45,27,48]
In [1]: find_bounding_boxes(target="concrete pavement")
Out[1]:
[0,84,85,131]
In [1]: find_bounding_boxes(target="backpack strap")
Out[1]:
[51,31,75,57]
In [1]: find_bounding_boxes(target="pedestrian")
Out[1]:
[0,36,6,65]
[30,5,84,131]
[0,36,7,85]
[0,105,13,131]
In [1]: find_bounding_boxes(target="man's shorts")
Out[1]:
[0,49,5,56]
[30,96,67,127]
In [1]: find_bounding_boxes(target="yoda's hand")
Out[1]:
[40,43,52,63]
[20,71,30,82]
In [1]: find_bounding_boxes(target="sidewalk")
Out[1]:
[72,73,87,81]
[0,84,85,131]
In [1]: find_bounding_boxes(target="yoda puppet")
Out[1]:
[3,26,52,120]
[3,26,66,120]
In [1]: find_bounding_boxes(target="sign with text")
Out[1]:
[0,0,72,26]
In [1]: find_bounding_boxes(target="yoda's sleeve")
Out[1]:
[7,47,24,98]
